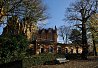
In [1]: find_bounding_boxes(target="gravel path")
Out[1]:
[31,56,98,68]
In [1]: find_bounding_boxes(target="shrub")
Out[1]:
[23,53,55,68]
[0,34,29,64]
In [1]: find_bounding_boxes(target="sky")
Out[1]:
[43,0,74,28]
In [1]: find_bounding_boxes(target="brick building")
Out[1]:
[35,26,58,54]
[57,43,82,54]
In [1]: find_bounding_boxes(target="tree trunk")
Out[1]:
[82,23,87,46]
[92,34,97,56]
[62,36,65,44]
[81,22,88,59]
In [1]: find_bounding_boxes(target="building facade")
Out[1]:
[57,43,82,54]
[35,27,58,54]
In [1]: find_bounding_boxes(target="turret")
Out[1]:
[55,25,57,31]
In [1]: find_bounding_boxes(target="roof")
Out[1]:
[38,28,57,34]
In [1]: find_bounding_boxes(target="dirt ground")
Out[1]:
[31,56,98,68]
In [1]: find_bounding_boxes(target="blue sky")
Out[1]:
[43,0,74,28]
[0,26,3,34]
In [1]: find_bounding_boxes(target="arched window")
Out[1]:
[65,48,68,54]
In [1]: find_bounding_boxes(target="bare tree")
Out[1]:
[65,0,98,59]
[58,25,71,44]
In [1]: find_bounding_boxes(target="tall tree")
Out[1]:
[0,0,47,25]
[0,0,48,62]
[88,13,98,56]
[65,0,98,59]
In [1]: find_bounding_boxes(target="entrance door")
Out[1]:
[41,48,44,53]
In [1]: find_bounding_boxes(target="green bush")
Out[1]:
[23,53,55,68]
[0,34,28,64]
